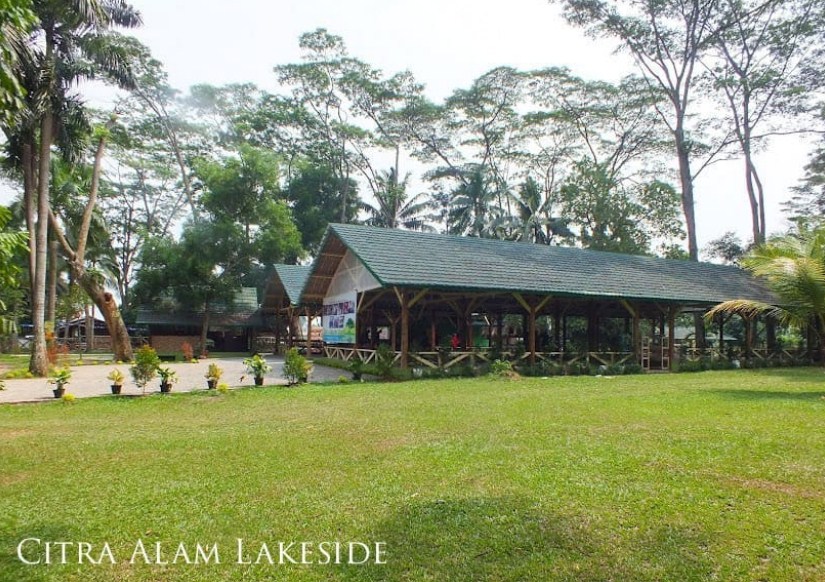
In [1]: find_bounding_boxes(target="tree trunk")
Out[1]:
[73,265,133,361]
[47,239,57,325]
[199,303,210,357]
[30,111,53,376]
[675,125,698,262]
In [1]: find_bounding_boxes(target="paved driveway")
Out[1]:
[0,356,347,404]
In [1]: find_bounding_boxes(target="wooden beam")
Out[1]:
[535,295,552,313]
[408,288,430,308]
[512,292,532,313]
[620,299,638,319]
[359,290,389,313]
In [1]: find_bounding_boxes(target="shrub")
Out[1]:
[490,359,513,376]
[131,345,160,393]
[348,357,366,380]
[283,348,311,385]
[216,383,229,394]
[61,392,76,404]
[374,344,395,379]
[181,341,194,361]
[623,363,644,375]
[337,375,350,384]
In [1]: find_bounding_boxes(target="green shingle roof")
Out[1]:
[136,287,262,327]
[274,264,312,305]
[322,224,775,305]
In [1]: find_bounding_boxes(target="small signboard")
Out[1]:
[323,292,357,344]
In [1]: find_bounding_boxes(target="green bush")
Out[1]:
[131,345,160,392]
[490,359,513,376]
[374,344,395,379]
[623,363,644,375]
[283,348,311,385]
[348,357,366,380]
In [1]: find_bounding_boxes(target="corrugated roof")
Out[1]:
[304,224,775,305]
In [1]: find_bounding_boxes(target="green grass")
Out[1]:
[1,369,824,581]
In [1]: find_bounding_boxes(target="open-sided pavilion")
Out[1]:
[264,224,791,371]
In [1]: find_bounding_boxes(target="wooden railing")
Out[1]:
[324,346,636,369]
[681,347,810,363]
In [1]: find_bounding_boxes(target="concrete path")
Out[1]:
[0,356,348,404]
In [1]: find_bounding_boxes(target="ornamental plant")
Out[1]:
[131,345,160,394]
[282,348,311,385]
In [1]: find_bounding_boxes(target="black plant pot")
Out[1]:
[52,387,65,398]
[207,379,217,390]
[160,382,172,393]
[110,384,122,395]
[254,376,264,386]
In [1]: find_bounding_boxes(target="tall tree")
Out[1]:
[2,0,140,373]
[285,164,360,254]
[554,0,726,261]
[785,135,825,231]
[703,0,824,244]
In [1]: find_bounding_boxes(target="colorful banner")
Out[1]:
[323,292,357,344]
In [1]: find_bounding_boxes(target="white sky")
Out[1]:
[2,0,814,251]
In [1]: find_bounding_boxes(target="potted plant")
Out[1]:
[48,367,72,398]
[243,354,271,386]
[131,345,161,395]
[204,362,223,389]
[107,368,125,395]
[157,366,178,393]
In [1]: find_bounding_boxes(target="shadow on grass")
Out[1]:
[705,389,825,401]
[334,497,713,582]
[0,522,72,582]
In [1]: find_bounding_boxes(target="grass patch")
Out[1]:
[1,369,824,580]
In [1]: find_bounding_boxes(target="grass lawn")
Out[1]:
[1,369,824,581]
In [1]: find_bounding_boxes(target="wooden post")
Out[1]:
[586,304,597,353]
[553,309,561,351]
[306,309,313,356]
[743,314,752,358]
[562,315,567,352]
[496,312,504,351]
[430,315,437,350]
[370,310,377,349]
[719,313,725,354]
[766,315,776,354]
[528,309,537,365]
[273,308,281,355]
[667,308,676,371]
[399,290,409,369]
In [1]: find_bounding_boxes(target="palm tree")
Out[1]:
[6,0,140,373]
[493,177,572,244]
[362,169,435,231]
[707,226,825,362]
[448,165,503,238]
